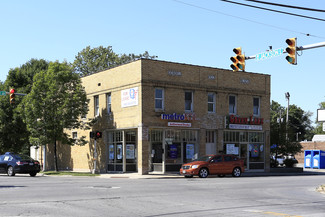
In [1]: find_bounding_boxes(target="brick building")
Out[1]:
[39,59,271,174]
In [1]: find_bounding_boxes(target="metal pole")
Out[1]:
[93,139,97,174]
[285,92,290,141]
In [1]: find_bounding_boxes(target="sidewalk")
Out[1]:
[97,167,325,179]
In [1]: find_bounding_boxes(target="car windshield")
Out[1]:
[194,156,213,162]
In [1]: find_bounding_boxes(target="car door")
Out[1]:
[223,155,235,173]
[0,155,5,173]
[208,155,223,174]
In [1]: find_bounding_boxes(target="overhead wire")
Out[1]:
[172,0,325,39]
[244,0,325,12]
[220,0,325,22]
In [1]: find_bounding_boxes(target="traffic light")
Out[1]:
[285,37,297,65]
[95,131,102,139]
[230,47,245,71]
[9,88,15,104]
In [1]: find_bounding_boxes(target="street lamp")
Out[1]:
[285,92,290,141]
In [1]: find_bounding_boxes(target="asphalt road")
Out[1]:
[1,174,325,217]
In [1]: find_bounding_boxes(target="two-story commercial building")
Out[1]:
[40,59,271,174]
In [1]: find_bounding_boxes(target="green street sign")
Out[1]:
[0,91,6,96]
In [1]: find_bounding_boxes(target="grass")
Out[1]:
[41,171,100,177]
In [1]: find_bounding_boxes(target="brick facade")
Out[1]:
[43,59,271,174]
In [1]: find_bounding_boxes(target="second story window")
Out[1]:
[229,95,237,115]
[107,93,111,114]
[185,91,193,112]
[94,95,99,117]
[253,97,260,116]
[208,92,216,113]
[155,88,164,110]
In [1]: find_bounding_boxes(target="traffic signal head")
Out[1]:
[230,47,245,71]
[285,37,297,65]
[10,88,15,104]
[95,131,102,139]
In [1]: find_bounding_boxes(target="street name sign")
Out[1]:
[255,48,284,61]
[0,91,6,96]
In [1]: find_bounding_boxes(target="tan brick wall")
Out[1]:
[49,59,270,173]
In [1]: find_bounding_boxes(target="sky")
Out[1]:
[0,0,324,124]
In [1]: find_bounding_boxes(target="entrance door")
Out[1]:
[152,142,163,172]
[240,144,248,170]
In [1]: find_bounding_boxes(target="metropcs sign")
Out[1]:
[161,113,195,128]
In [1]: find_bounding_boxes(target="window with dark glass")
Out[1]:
[185,91,193,112]
[229,95,236,114]
[208,93,215,113]
[253,97,260,116]
[155,88,164,110]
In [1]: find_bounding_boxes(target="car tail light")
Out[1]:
[34,161,40,165]
[16,161,28,165]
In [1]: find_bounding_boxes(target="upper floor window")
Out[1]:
[107,93,111,114]
[185,91,193,112]
[253,97,260,116]
[155,88,164,110]
[229,95,237,114]
[94,95,99,117]
[208,92,216,113]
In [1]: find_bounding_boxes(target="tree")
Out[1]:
[72,45,157,76]
[0,59,49,154]
[314,101,325,134]
[24,61,89,171]
[270,101,313,157]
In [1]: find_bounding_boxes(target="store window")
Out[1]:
[253,97,260,116]
[185,91,193,112]
[107,93,111,114]
[229,95,237,114]
[94,95,99,117]
[208,92,216,113]
[155,88,164,110]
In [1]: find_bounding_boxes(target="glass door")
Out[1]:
[240,144,248,170]
[152,142,163,172]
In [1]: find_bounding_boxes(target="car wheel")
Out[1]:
[7,166,15,176]
[30,172,37,177]
[232,167,241,177]
[199,168,209,178]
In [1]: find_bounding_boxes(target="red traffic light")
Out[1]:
[96,131,102,139]
[10,88,15,104]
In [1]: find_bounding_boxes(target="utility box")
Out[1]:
[304,150,312,168]
[312,150,325,169]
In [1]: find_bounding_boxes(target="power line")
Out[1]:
[172,0,325,39]
[220,0,325,22]
[244,0,325,12]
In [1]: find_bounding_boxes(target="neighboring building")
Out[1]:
[295,135,325,164]
[41,59,271,174]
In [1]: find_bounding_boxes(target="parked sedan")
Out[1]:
[180,154,245,178]
[0,152,40,176]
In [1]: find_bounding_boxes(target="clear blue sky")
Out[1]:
[1,0,324,124]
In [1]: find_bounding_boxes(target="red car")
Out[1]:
[180,155,244,178]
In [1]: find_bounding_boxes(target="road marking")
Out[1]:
[244,210,302,217]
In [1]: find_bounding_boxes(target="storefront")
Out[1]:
[223,115,265,170]
[150,128,199,173]
[107,130,137,172]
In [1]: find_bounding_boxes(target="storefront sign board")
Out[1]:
[229,124,262,130]
[168,122,191,127]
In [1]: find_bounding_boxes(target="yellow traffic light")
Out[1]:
[285,37,297,65]
[10,88,15,104]
[230,47,245,71]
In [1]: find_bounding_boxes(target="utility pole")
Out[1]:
[285,92,290,141]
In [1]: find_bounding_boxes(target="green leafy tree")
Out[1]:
[314,101,325,134]
[73,45,157,76]
[270,101,313,157]
[0,59,49,154]
[24,61,89,171]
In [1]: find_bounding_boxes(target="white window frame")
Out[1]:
[185,91,193,112]
[107,93,112,114]
[208,92,216,113]
[154,88,164,111]
[229,95,237,115]
[253,97,260,116]
[94,95,99,117]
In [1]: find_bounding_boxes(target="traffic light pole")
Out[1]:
[244,41,325,60]
[92,138,97,174]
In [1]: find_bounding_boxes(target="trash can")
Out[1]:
[312,150,325,169]
[304,150,312,168]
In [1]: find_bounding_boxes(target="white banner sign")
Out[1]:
[229,124,262,131]
[168,122,191,127]
[121,87,138,108]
